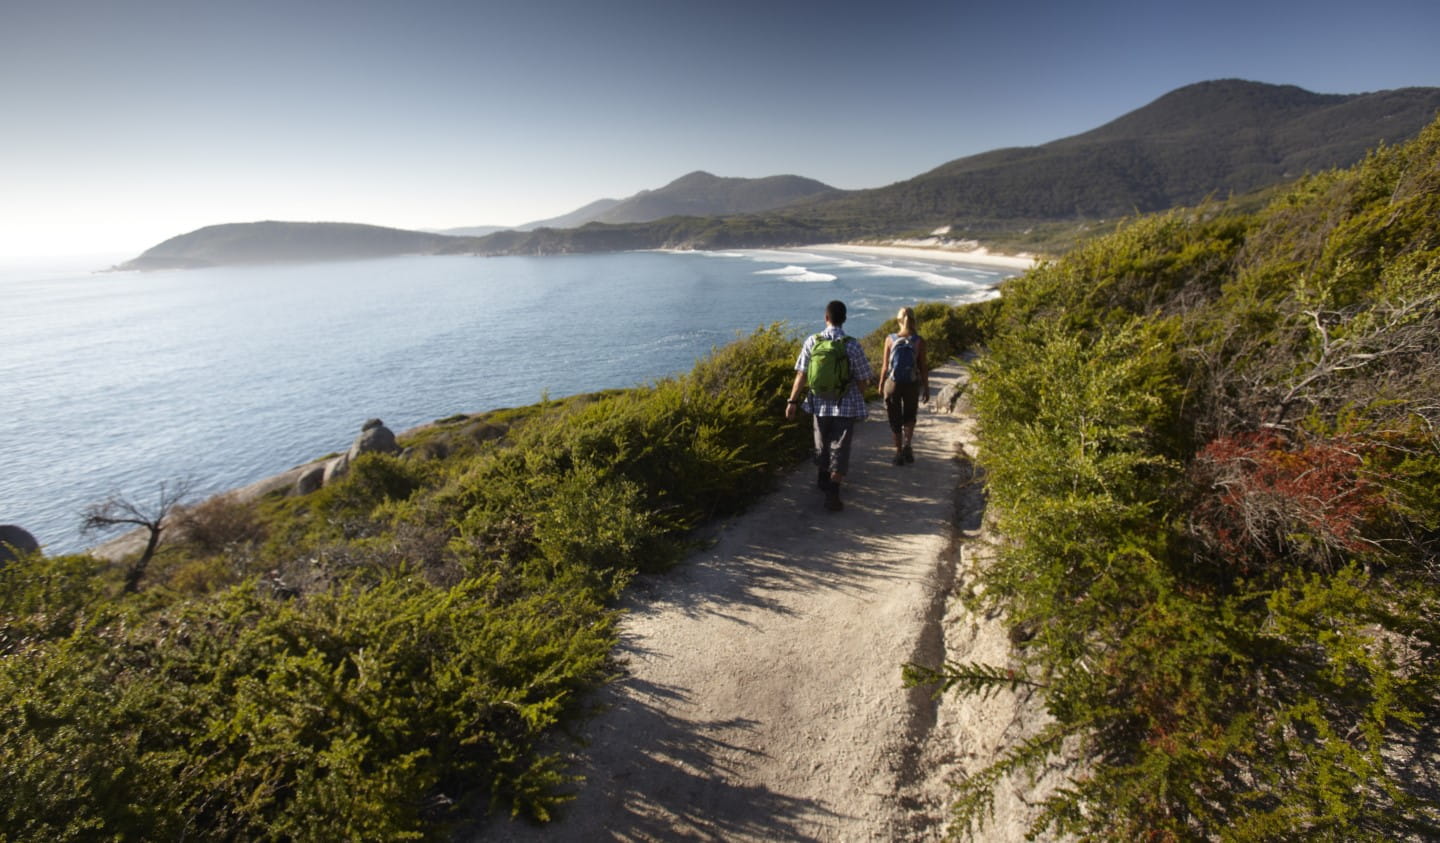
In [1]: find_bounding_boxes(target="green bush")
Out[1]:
[911,116,1440,840]
[0,553,114,653]
[0,573,613,840]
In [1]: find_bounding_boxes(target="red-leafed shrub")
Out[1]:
[1189,430,1390,572]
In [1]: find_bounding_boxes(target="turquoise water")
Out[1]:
[1,248,1013,553]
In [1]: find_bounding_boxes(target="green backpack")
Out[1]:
[807,334,854,400]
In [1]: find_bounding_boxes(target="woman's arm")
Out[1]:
[918,337,930,403]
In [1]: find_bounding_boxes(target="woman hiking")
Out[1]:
[878,306,929,465]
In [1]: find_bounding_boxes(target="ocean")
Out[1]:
[1,248,1014,554]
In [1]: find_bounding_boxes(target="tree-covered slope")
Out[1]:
[452,171,837,233]
[804,79,1440,225]
[584,171,839,224]
[910,112,1440,840]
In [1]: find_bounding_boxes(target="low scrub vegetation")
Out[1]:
[0,325,809,840]
[909,117,1440,839]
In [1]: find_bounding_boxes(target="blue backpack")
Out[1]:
[889,334,919,385]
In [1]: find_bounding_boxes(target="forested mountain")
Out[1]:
[570,171,839,225]
[786,79,1440,226]
[431,172,835,236]
[461,171,837,232]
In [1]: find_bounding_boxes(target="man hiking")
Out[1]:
[785,300,875,512]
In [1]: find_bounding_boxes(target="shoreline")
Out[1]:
[805,242,1039,271]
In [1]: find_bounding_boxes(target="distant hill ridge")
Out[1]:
[437,171,838,235]
[117,221,455,271]
[577,171,839,225]
[120,80,1440,267]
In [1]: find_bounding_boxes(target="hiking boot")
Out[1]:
[824,487,844,512]
[893,452,905,466]
[903,445,914,464]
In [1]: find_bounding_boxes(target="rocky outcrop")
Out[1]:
[0,524,40,564]
[348,418,399,461]
[294,463,327,496]
[302,419,403,492]
[321,455,350,486]
[934,381,965,413]
[933,351,979,413]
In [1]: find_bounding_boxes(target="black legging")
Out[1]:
[883,380,920,434]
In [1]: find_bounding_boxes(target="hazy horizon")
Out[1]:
[3,0,1438,260]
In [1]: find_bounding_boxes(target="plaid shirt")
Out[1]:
[796,326,873,418]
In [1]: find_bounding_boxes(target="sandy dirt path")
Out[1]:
[474,363,1054,841]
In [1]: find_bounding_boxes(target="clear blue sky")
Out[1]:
[3,0,1437,259]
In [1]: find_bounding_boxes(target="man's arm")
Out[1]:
[786,370,807,420]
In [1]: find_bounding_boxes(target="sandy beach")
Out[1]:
[806,241,1039,271]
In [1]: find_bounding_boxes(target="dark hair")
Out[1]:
[825,300,847,326]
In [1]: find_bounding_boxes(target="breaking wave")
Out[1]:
[754,265,838,283]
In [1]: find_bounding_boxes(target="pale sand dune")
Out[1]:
[806,242,1039,271]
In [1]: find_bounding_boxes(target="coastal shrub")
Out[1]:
[146,496,272,594]
[940,296,1005,355]
[0,571,614,840]
[993,209,1248,336]
[530,465,659,586]
[914,117,1440,841]
[439,326,805,592]
[968,315,1183,655]
[529,383,780,525]
[1187,430,1394,574]
[688,322,801,409]
[0,552,113,653]
[256,452,436,563]
[442,449,668,598]
[516,325,806,529]
[171,495,266,556]
[859,297,1007,395]
[326,453,430,517]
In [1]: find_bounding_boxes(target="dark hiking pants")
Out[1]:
[813,415,857,478]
